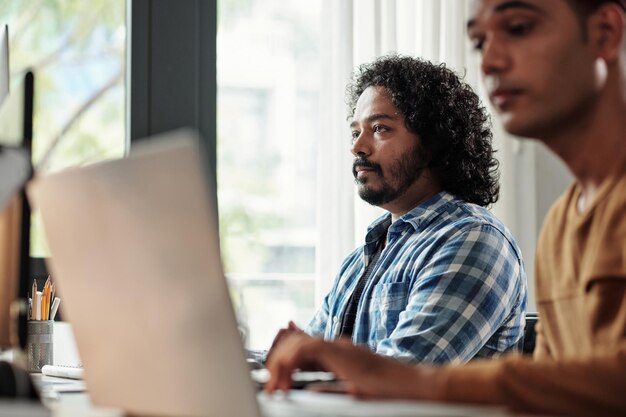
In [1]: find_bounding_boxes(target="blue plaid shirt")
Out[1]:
[306,192,527,364]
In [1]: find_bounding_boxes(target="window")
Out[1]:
[0,0,126,258]
[217,0,321,349]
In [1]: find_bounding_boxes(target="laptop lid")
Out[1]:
[27,130,260,417]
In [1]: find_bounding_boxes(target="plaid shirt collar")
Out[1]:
[362,191,459,264]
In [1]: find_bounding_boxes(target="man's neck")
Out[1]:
[384,173,443,223]
[542,77,626,212]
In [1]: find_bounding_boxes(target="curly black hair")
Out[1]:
[346,55,499,207]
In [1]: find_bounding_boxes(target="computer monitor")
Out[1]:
[0,31,35,348]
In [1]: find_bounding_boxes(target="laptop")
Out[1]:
[26,130,509,417]
[28,130,260,416]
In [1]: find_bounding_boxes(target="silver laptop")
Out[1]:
[28,130,260,417]
[27,129,509,417]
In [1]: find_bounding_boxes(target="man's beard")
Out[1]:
[352,143,426,206]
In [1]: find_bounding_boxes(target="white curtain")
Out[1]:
[315,0,356,306]
[315,0,571,310]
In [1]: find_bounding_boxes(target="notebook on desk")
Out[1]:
[26,130,510,417]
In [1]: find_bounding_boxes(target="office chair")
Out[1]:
[521,312,539,355]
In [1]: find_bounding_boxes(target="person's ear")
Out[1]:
[587,3,626,63]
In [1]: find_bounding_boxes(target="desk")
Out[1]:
[0,395,118,417]
[31,374,120,417]
[37,388,513,417]
[1,383,563,417]
[19,324,538,417]
[257,390,511,417]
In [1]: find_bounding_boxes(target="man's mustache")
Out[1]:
[352,157,383,178]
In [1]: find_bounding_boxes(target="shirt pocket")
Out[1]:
[369,282,410,341]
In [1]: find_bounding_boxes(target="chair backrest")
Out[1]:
[521,313,539,355]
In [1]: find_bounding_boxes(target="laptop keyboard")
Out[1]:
[251,369,336,389]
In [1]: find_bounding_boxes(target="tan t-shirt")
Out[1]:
[438,165,626,417]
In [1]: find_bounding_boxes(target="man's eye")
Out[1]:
[508,21,534,37]
[351,131,360,142]
[373,125,388,133]
[467,27,485,51]
[470,36,485,51]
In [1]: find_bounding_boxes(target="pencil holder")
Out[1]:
[26,320,54,373]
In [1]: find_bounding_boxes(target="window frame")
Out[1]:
[31,0,218,305]
[129,0,217,207]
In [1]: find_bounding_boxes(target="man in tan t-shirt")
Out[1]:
[264,1,626,416]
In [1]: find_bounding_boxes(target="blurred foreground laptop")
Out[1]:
[27,130,509,417]
[28,131,261,416]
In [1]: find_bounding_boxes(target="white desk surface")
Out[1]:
[12,324,555,417]
[43,392,510,417]
[0,379,561,417]
[37,386,519,417]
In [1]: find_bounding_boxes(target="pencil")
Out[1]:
[50,282,55,319]
[42,288,47,321]
[45,282,51,320]
[50,298,60,321]
[35,291,42,320]
[42,283,46,321]
[31,280,37,320]
[44,279,51,321]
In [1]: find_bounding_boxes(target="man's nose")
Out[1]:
[351,131,372,157]
[480,36,510,76]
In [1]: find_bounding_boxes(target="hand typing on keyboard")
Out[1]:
[267,321,304,363]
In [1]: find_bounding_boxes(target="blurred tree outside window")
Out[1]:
[0,0,126,257]
[218,0,321,349]
[2,0,319,350]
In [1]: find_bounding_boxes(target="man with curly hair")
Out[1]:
[268,55,527,365]
[266,0,626,415]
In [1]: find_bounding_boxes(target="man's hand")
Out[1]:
[266,321,304,361]
[265,333,443,401]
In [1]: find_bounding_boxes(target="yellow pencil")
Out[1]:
[46,283,52,320]
[43,282,50,320]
